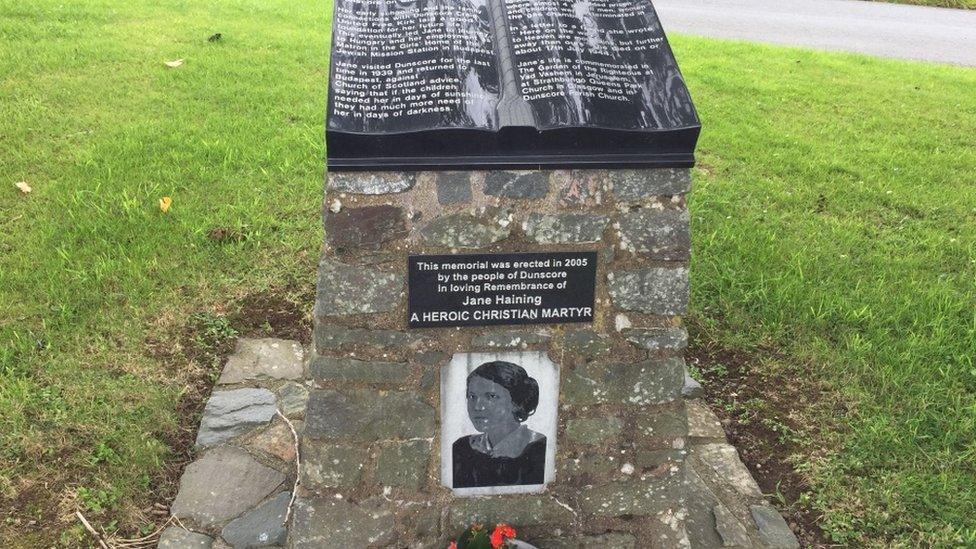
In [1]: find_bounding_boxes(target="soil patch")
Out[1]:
[687,325,833,547]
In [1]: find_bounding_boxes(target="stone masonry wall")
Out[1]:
[299,168,695,548]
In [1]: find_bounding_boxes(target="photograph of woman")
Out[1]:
[452,360,547,488]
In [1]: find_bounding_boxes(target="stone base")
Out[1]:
[164,337,798,548]
[163,167,796,548]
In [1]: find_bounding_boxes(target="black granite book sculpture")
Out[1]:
[327,0,700,170]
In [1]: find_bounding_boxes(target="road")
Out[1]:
[652,0,976,66]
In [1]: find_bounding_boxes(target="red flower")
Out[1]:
[489,524,517,548]
[447,542,457,549]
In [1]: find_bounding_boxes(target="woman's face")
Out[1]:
[466,376,517,432]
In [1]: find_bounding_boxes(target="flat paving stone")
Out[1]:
[714,503,752,548]
[277,382,309,419]
[218,338,304,385]
[195,388,277,448]
[171,446,285,529]
[158,527,213,548]
[221,491,291,548]
[692,443,763,499]
[248,420,301,463]
[751,505,800,548]
[687,399,726,441]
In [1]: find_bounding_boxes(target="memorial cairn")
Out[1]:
[164,0,801,546]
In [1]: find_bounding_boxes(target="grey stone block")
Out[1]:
[315,325,427,352]
[559,170,605,205]
[310,355,407,384]
[195,388,277,448]
[171,446,285,529]
[615,209,690,260]
[633,449,686,470]
[471,330,550,349]
[315,260,404,316]
[562,358,684,407]
[420,209,511,248]
[404,506,442,545]
[523,213,609,244]
[483,171,549,199]
[610,169,691,201]
[328,171,415,195]
[448,496,574,529]
[750,505,799,549]
[325,204,407,250]
[277,382,309,419]
[300,441,367,489]
[436,172,472,204]
[221,491,290,547]
[578,466,684,517]
[565,416,623,444]
[304,389,435,441]
[623,327,688,352]
[608,267,689,315]
[158,527,213,548]
[535,533,637,549]
[562,329,612,360]
[218,338,304,385]
[559,453,619,482]
[375,440,430,489]
[634,404,689,444]
[289,497,396,548]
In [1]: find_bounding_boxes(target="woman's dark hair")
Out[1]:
[467,361,540,422]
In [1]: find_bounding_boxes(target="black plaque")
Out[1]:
[327,0,700,170]
[408,252,597,328]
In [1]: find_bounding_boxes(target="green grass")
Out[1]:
[880,0,975,8]
[1,0,975,546]
[0,0,328,544]
[673,36,976,545]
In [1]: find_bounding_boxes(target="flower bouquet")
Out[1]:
[448,523,537,549]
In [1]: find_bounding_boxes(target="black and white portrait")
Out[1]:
[441,351,558,496]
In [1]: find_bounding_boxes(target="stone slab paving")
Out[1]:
[165,340,798,548]
[166,337,308,547]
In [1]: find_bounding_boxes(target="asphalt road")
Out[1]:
[653,0,976,66]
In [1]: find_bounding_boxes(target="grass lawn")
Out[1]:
[882,0,976,7]
[1,0,975,546]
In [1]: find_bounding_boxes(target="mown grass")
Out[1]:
[881,0,976,8]
[0,0,328,544]
[673,36,976,545]
[1,0,975,546]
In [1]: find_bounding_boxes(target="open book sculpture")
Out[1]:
[326,0,700,170]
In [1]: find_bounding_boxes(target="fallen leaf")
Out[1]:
[159,196,172,213]
[15,181,32,194]
[208,33,222,42]
[164,59,184,68]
